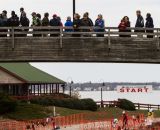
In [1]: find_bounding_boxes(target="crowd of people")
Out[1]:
[0,8,155,37]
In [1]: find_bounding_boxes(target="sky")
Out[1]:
[1,0,160,83]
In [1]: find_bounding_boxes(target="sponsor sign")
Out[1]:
[117,85,152,93]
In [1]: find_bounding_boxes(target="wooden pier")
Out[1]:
[0,26,159,63]
[96,100,160,110]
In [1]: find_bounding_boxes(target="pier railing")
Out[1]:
[96,100,160,110]
[0,26,159,49]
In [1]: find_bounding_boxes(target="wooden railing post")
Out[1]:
[148,104,150,111]
[12,27,15,50]
[157,28,160,51]
[138,103,140,110]
[60,27,63,48]
[108,28,111,50]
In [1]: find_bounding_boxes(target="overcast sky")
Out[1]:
[1,0,160,83]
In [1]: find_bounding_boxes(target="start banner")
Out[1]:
[117,85,152,93]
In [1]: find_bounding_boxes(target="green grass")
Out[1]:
[3,103,160,121]
[5,103,53,120]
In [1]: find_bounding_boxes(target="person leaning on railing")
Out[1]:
[7,11,20,37]
[118,16,131,37]
[19,12,30,37]
[49,14,61,37]
[80,13,93,37]
[94,14,105,37]
[135,10,144,37]
[64,16,73,35]
[31,12,37,37]
[145,13,154,38]
[0,10,8,37]
[42,12,50,37]
[73,13,81,37]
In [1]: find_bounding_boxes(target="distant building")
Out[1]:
[0,63,66,98]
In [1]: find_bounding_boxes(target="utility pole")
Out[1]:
[73,0,76,19]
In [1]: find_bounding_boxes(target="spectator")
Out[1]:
[36,13,42,26]
[64,16,73,32]
[145,13,154,38]
[2,10,8,26]
[7,11,20,37]
[81,13,93,35]
[42,13,49,26]
[19,12,30,37]
[118,16,131,37]
[31,12,37,26]
[31,12,37,37]
[2,10,7,20]
[0,14,3,34]
[42,12,50,37]
[135,10,144,37]
[0,10,8,37]
[49,14,61,37]
[36,13,42,37]
[20,7,26,25]
[57,16,63,26]
[73,13,81,37]
[95,14,105,37]
[84,12,94,26]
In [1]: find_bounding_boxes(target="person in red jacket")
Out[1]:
[118,16,131,37]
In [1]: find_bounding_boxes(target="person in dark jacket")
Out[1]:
[42,12,50,37]
[85,12,93,26]
[42,13,49,26]
[135,10,144,37]
[145,13,154,38]
[95,14,105,37]
[118,16,131,37]
[64,16,73,32]
[73,13,81,37]
[7,11,20,37]
[49,14,61,37]
[20,7,26,24]
[19,12,30,37]
[80,13,93,35]
[1,10,8,37]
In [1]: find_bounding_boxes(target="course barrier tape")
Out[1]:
[0,113,159,130]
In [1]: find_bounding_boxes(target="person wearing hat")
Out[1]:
[49,14,61,37]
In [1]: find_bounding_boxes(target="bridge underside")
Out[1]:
[0,37,160,63]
